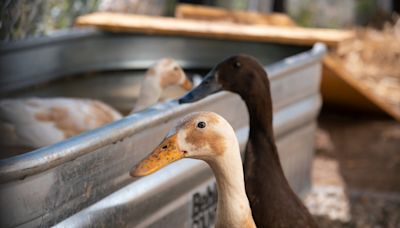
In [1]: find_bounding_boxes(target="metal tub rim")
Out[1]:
[1,28,318,94]
[0,28,102,52]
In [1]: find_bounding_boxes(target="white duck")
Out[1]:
[131,112,256,228]
[0,58,192,156]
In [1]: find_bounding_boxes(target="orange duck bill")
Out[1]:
[130,134,185,177]
[180,77,193,90]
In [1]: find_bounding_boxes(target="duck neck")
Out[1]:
[241,74,284,174]
[206,140,255,227]
[131,76,162,113]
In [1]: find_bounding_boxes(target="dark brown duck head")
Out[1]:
[179,54,270,104]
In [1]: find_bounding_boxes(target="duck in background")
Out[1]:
[179,55,318,227]
[131,111,256,228]
[132,58,192,113]
[0,58,192,157]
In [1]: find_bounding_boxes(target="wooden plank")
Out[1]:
[321,58,382,112]
[75,12,354,47]
[175,4,296,27]
[322,55,400,121]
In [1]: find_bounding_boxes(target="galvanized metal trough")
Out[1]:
[0,29,326,227]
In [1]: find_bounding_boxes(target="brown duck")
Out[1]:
[179,55,318,228]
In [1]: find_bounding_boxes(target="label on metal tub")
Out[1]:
[189,179,217,228]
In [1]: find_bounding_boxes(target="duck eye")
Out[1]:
[234,61,241,68]
[197,121,206,129]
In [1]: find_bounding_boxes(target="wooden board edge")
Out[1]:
[75,12,354,47]
[323,55,400,122]
[175,3,297,27]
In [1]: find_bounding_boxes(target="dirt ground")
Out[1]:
[306,109,400,228]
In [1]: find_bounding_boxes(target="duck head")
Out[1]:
[149,58,192,91]
[179,54,267,103]
[132,58,193,113]
[130,111,237,177]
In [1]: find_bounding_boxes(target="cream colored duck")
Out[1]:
[0,58,192,156]
[132,58,192,113]
[131,112,256,228]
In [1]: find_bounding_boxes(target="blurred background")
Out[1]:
[1,0,399,41]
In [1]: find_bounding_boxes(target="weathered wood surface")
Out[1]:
[175,4,296,27]
[76,12,354,47]
[322,55,400,121]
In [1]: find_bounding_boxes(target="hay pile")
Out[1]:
[334,18,400,116]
